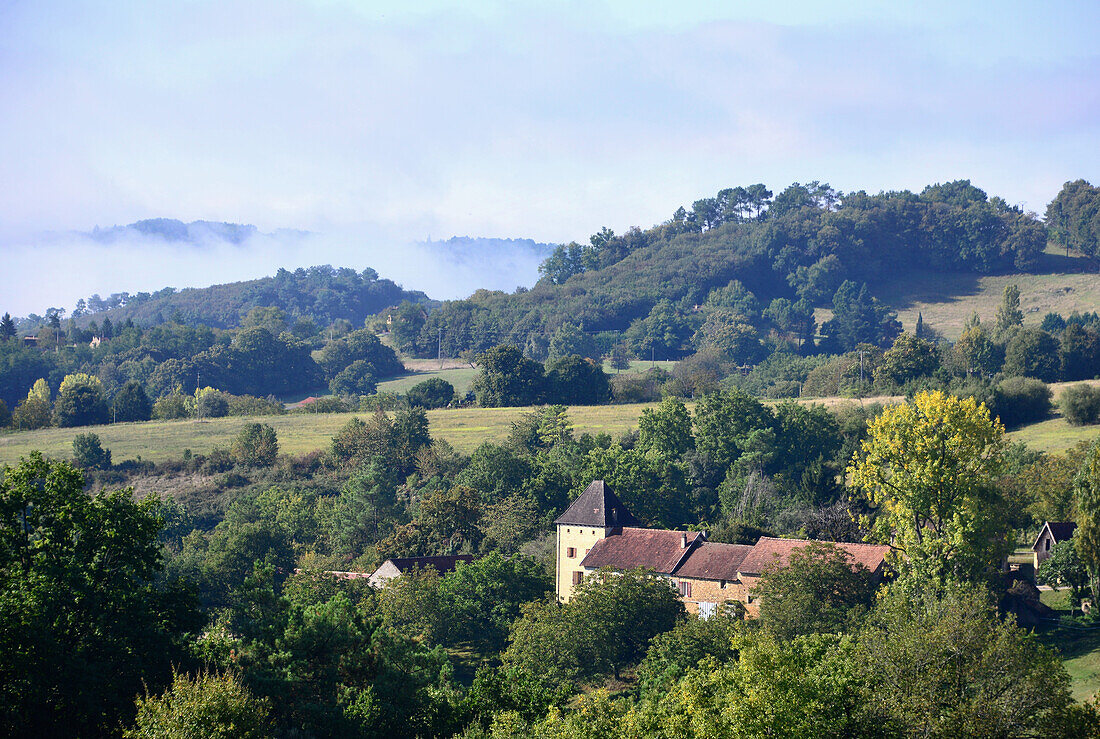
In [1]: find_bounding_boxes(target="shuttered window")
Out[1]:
[572,571,583,585]
[566,547,576,558]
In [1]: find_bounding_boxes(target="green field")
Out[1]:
[0,403,665,465]
[376,367,480,397]
[1005,380,1100,453]
[1038,590,1100,702]
[866,247,1100,341]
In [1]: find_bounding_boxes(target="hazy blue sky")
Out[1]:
[1,1,1098,312]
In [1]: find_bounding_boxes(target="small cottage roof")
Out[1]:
[1031,521,1078,551]
[737,537,891,576]
[554,480,641,528]
[580,527,703,574]
[380,555,475,575]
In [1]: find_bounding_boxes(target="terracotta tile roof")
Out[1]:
[737,537,891,576]
[580,528,704,574]
[673,542,755,581]
[554,480,641,528]
[384,555,475,574]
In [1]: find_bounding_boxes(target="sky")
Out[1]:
[1,0,1098,315]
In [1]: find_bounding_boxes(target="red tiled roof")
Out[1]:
[580,528,704,574]
[673,542,755,581]
[737,537,891,576]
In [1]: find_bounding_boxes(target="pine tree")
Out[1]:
[915,312,925,338]
[0,313,15,341]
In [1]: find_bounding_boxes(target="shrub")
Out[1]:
[1060,383,1100,426]
[226,394,285,416]
[194,388,229,418]
[231,423,278,467]
[153,389,194,420]
[991,376,1052,428]
[126,670,272,739]
[0,398,10,428]
[72,432,111,470]
[610,369,666,403]
[329,359,378,396]
[407,378,455,409]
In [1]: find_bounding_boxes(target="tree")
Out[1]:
[0,399,9,429]
[547,322,598,362]
[874,333,940,387]
[544,355,610,405]
[72,432,112,470]
[848,390,1010,584]
[1038,540,1089,614]
[11,393,51,431]
[0,313,15,341]
[1061,383,1100,426]
[472,345,545,407]
[1046,179,1100,258]
[953,323,1001,376]
[126,670,272,739]
[638,397,694,458]
[608,343,633,372]
[624,299,695,360]
[1074,442,1100,603]
[113,380,153,422]
[0,453,200,736]
[194,386,229,418]
[53,372,110,427]
[328,359,377,396]
[755,541,875,639]
[407,377,455,409]
[1003,327,1061,382]
[1060,323,1100,381]
[231,423,278,467]
[857,583,1072,737]
[995,283,1024,335]
[821,281,901,351]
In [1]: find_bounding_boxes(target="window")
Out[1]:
[566,547,576,558]
[720,579,727,589]
[676,581,692,598]
[572,571,584,585]
[1046,539,1051,551]
[585,548,590,555]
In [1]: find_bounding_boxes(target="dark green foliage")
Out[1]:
[1060,323,1100,381]
[0,398,9,428]
[991,376,1052,428]
[195,388,229,418]
[1038,540,1090,613]
[1043,312,1068,333]
[0,453,201,736]
[153,388,193,419]
[72,432,112,469]
[755,541,875,638]
[874,333,940,387]
[231,422,278,467]
[328,359,378,396]
[820,280,901,352]
[1004,327,1061,382]
[407,377,455,409]
[0,313,15,341]
[547,322,599,361]
[544,355,611,405]
[502,569,685,683]
[1060,383,1100,426]
[11,394,51,430]
[113,380,152,422]
[318,328,403,381]
[226,394,286,416]
[473,345,545,407]
[195,327,323,398]
[53,376,109,427]
[636,612,743,695]
[1046,179,1100,258]
[625,299,696,360]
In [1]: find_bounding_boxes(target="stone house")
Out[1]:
[1032,521,1077,569]
[367,554,475,589]
[555,480,891,617]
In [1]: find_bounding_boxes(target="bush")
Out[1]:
[153,390,193,420]
[126,670,272,739]
[991,376,1052,428]
[231,423,278,467]
[226,394,285,416]
[1060,383,1100,426]
[72,432,112,470]
[610,369,667,403]
[0,398,10,428]
[194,388,229,418]
[407,378,455,409]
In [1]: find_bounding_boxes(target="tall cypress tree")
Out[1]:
[0,313,15,341]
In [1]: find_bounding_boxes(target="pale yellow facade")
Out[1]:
[555,523,609,602]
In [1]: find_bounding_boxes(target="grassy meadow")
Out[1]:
[1038,589,1100,702]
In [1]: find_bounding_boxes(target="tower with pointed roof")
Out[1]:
[554,480,640,602]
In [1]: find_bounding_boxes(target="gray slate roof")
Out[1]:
[554,480,641,528]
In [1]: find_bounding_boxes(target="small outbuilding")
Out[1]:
[367,554,475,589]
[1032,521,1077,569]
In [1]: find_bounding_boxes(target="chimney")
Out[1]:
[680,532,687,549]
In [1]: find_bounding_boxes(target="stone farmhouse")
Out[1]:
[555,480,891,617]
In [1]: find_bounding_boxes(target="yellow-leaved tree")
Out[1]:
[848,390,1011,585]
